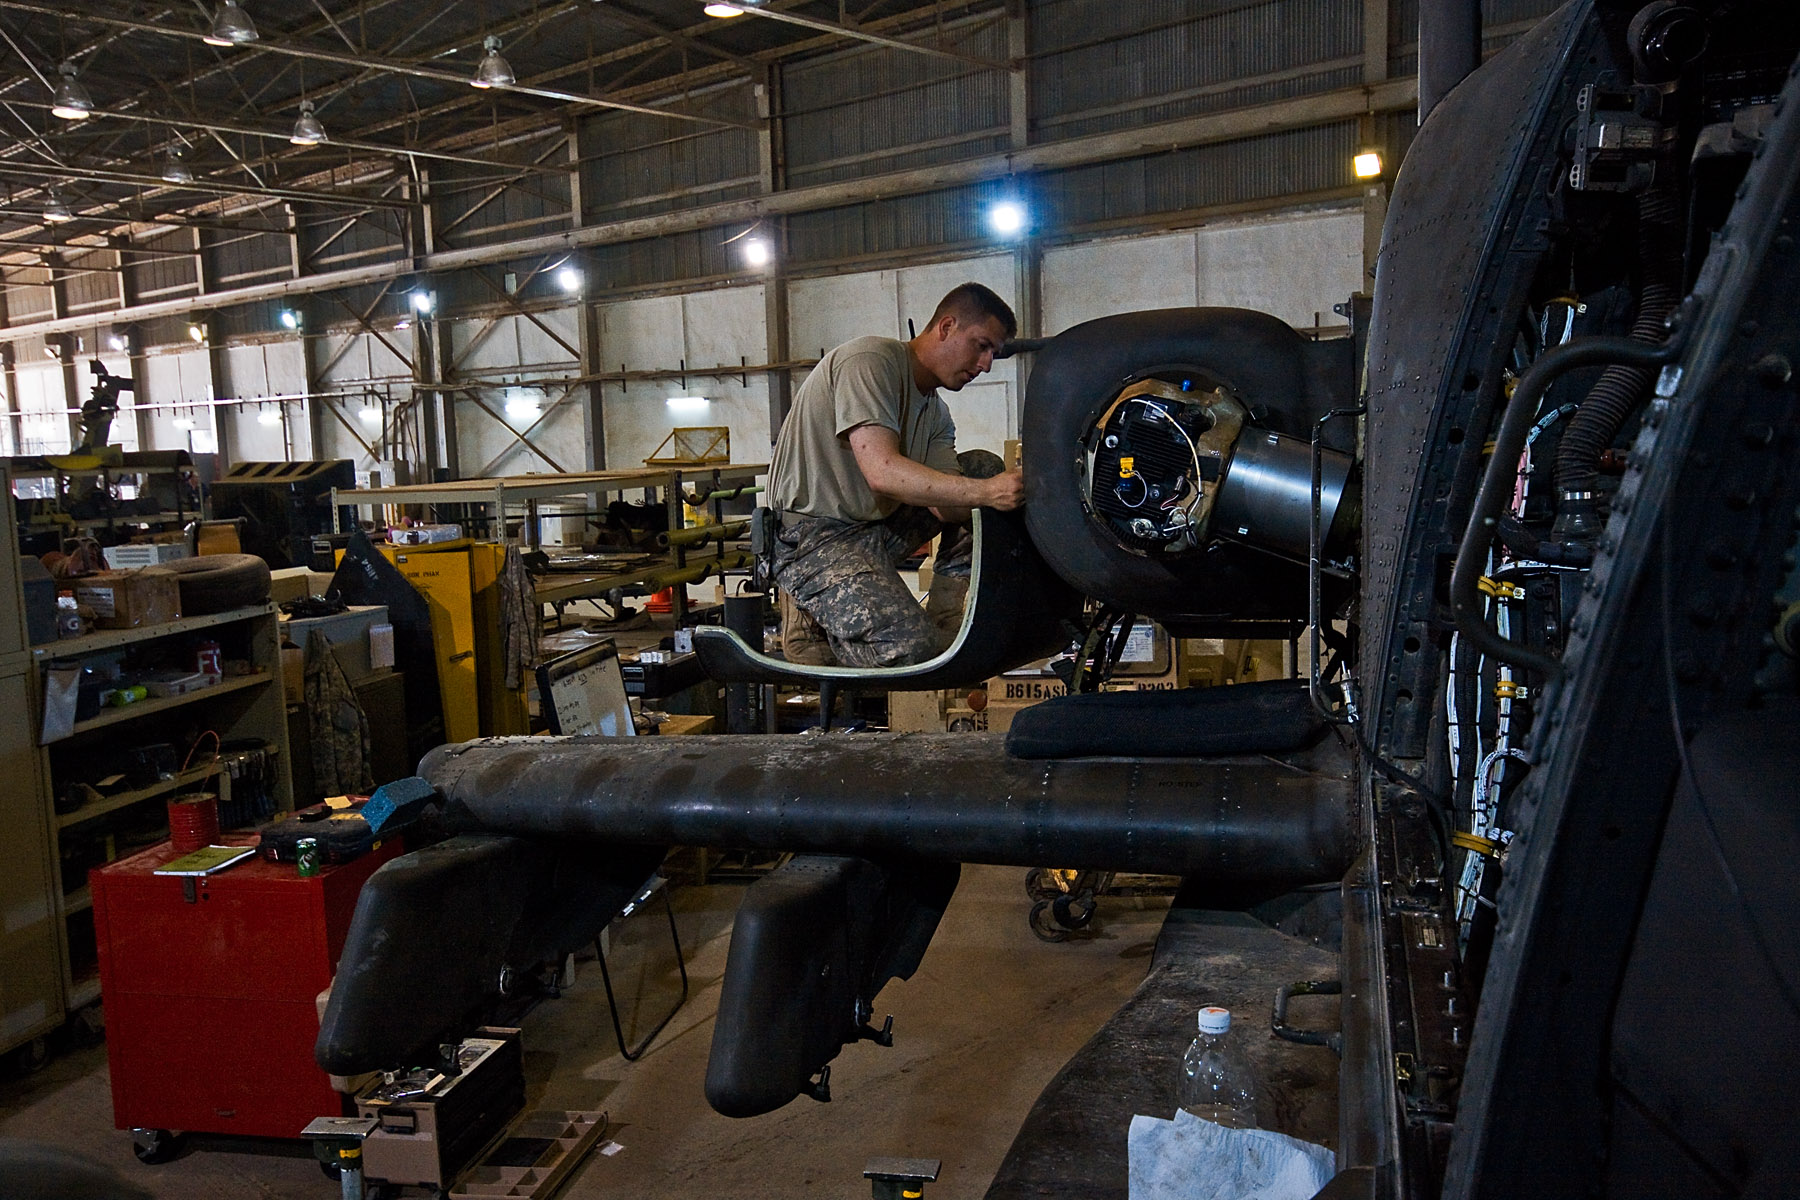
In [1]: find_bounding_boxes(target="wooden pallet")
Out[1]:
[448,1110,609,1199]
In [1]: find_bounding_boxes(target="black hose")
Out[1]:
[1554,186,1685,536]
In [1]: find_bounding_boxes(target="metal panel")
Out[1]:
[63,250,117,315]
[784,18,1011,188]
[579,84,762,224]
[1031,0,1359,141]
[1038,121,1362,229]
[213,232,293,285]
[127,231,200,302]
[433,132,573,248]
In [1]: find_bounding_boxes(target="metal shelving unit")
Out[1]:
[14,584,292,1031]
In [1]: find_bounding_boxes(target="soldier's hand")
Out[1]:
[983,468,1026,511]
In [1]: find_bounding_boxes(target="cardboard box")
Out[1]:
[73,568,181,629]
[281,605,390,683]
[102,542,191,569]
[887,688,947,733]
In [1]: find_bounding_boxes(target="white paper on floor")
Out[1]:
[1128,1110,1335,1200]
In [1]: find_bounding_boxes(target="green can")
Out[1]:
[296,837,321,878]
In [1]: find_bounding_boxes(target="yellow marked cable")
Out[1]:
[1494,680,1527,700]
[1452,831,1502,857]
[1477,576,1523,599]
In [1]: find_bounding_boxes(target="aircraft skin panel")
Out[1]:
[1360,1,1599,758]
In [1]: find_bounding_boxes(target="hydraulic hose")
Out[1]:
[1554,185,1684,538]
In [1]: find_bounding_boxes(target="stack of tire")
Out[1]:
[163,554,272,614]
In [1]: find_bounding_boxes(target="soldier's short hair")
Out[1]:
[929,283,1017,339]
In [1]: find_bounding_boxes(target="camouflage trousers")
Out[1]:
[772,450,1002,669]
[770,447,1008,665]
[773,506,968,668]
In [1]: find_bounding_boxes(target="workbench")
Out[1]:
[333,463,765,622]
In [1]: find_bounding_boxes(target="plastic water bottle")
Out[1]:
[1178,1005,1258,1127]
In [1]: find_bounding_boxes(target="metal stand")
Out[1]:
[865,1157,941,1199]
[302,1115,380,1200]
[594,876,689,1061]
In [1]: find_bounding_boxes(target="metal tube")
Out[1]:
[1419,0,1482,122]
[657,520,748,549]
[633,550,753,591]
[422,732,1358,888]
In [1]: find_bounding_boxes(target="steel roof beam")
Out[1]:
[0,1,758,130]
[5,77,1419,339]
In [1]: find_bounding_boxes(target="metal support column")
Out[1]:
[1419,0,1480,123]
[756,68,793,440]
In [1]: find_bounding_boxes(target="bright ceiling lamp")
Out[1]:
[504,388,541,420]
[290,100,326,146]
[556,266,583,293]
[51,62,94,121]
[162,146,194,184]
[471,36,515,89]
[278,308,301,330]
[986,199,1027,238]
[1353,148,1384,179]
[43,186,73,223]
[703,3,744,15]
[257,407,283,427]
[204,1,259,47]
[741,237,771,267]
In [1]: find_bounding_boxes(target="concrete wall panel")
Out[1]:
[789,271,897,358]
[1193,209,1362,328]
[1043,231,1200,334]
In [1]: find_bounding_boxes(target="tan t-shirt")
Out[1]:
[769,336,960,522]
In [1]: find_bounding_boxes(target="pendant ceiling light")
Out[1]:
[50,61,94,121]
[471,36,515,89]
[44,186,73,223]
[290,100,326,146]
[162,146,194,185]
[204,1,259,47]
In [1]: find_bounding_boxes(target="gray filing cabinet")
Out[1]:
[0,467,65,1061]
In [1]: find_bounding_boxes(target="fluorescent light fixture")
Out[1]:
[556,266,583,293]
[187,320,206,343]
[359,405,382,422]
[665,395,711,413]
[162,147,193,185]
[409,289,435,315]
[471,36,515,89]
[290,100,326,146]
[987,200,1027,238]
[204,1,259,46]
[43,344,59,359]
[278,308,301,330]
[108,334,127,352]
[51,62,94,121]
[1353,149,1384,179]
[43,186,73,223]
[703,2,744,15]
[504,388,541,420]
[394,319,411,331]
[257,409,282,427]
[741,237,771,267]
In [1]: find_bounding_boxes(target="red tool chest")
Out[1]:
[91,836,400,1140]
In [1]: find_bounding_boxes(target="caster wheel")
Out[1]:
[131,1128,181,1164]
[1029,900,1069,942]
[9,1035,49,1075]
[1053,892,1097,931]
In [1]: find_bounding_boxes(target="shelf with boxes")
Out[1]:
[28,600,292,1014]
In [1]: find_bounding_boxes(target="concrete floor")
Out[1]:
[0,865,1176,1199]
